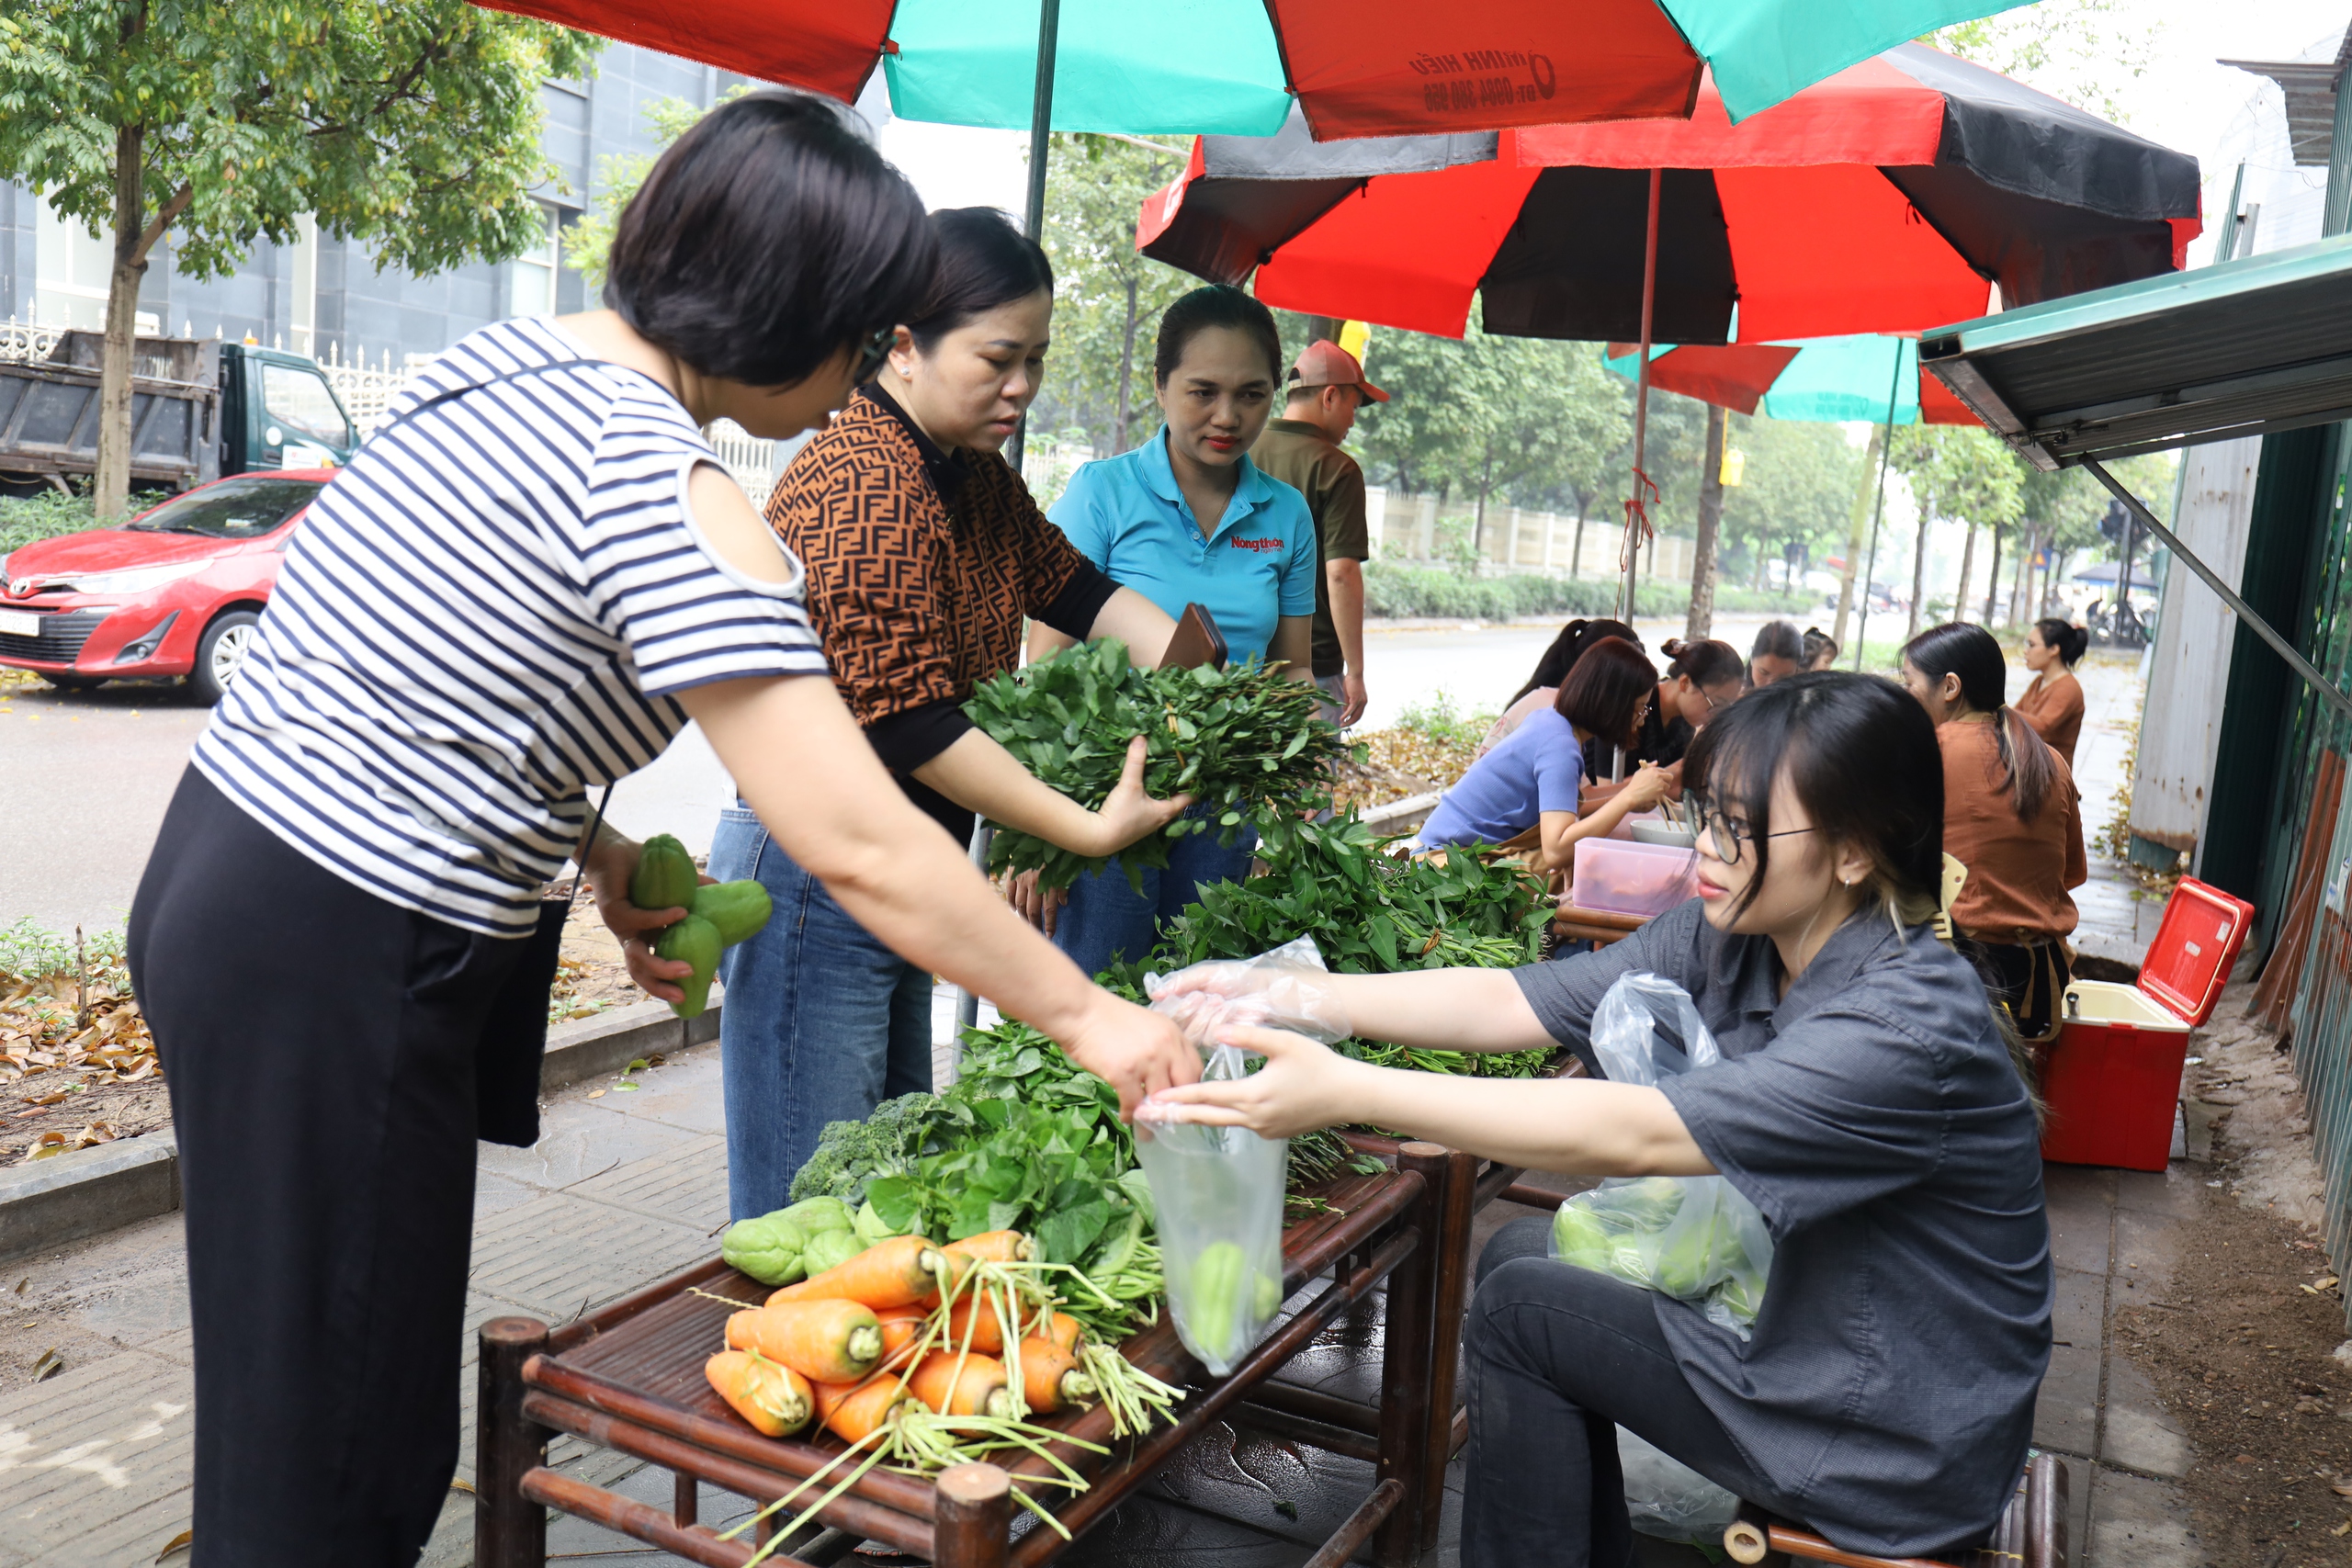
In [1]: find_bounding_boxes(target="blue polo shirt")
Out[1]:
[1047,429,1319,662]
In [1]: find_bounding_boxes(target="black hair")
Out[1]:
[1904,622,2060,822]
[1555,637,1657,749]
[1683,671,1943,927]
[2033,617,2090,668]
[1802,626,1839,669]
[1154,285,1284,388]
[606,91,935,388]
[1660,637,1743,691]
[1510,618,1644,705]
[904,208,1053,353]
[1749,620,1804,671]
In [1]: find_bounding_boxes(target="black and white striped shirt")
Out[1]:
[195,318,827,936]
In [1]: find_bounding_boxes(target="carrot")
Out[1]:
[943,1293,1018,1354]
[944,1230,1032,1265]
[875,1305,928,1370]
[726,1299,882,1383]
[909,1351,1013,1418]
[704,1349,814,1438]
[814,1375,915,1443]
[1015,1337,1094,1416]
[1041,1311,1085,1355]
[767,1235,947,1310]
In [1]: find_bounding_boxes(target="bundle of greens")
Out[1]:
[962,638,1353,890]
[1154,808,1557,1077]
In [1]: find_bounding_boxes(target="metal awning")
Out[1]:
[2219,28,2350,167]
[1920,234,2352,723]
[1919,234,2352,472]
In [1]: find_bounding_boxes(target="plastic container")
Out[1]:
[1571,838,1699,918]
[2039,878,2254,1172]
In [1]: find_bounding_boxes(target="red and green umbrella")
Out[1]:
[1600,336,1981,425]
[479,0,2053,141]
[1138,44,2202,341]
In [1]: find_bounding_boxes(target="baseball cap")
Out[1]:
[1287,339,1388,403]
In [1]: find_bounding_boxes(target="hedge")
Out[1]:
[1363,562,1813,622]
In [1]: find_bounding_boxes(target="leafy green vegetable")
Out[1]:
[963,638,1353,891]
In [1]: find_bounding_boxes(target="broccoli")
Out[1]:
[787,1091,941,1204]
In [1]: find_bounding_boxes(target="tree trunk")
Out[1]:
[2007,528,2031,626]
[1113,272,1138,453]
[1687,402,1725,639]
[1471,448,1495,566]
[1570,501,1586,581]
[1831,423,1884,650]
[1905,512,1932,643]
[1954,524,1978,625]
[96,121,149,522]
[1984,523,2005,625]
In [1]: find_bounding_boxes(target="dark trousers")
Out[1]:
[1462,1217,1790,1568]
[129,770,539,1566]
[1962,935,2071,1043]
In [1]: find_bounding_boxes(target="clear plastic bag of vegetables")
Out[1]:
[1143,934,1351,1050]
[1549,972,1774,1338]
[1132,1040,1289,1376]
[1616,1428,1739,1543]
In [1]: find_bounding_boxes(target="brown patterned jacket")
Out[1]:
[763,387,1114,838]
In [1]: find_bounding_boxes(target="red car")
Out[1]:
[0,470,329,704]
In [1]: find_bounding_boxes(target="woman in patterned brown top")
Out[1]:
[710,209,1190,1216]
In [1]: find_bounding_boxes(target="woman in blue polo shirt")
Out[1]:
[1034,284,1319,974]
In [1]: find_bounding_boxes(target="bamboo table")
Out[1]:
[1552,903,1648,947]
[476,1145,1464,1568]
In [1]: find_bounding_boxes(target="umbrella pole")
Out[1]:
[1619,168,1661,624]
[1006,0,1062,478]
[1849,346,1905,671]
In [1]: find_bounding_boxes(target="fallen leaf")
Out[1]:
[586,1089,605,1100]
[645,1053,667,1067]
[10,1278,23,1294]
[614,1082,639,1092]
[2335,1521,2352,1537]
[1272,1499,1298,1520]
[448,1478,475,1494]
[154,1527,193,1562]
[29,1347,62,1381]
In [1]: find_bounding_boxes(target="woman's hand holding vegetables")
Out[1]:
[1143,1024,1359,1140]
[1085,735,1193,856]
[1146,955,1353,1047]
[1004,868,1068,935]
[1052,990,1202,1118]
[583,831,700,1003]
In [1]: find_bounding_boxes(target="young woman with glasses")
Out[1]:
[1148,672,2051,1568]
[1634,637,1744,770]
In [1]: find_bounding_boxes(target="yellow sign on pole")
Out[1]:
[1720,447,1747,487]
[1339,320,1372,367]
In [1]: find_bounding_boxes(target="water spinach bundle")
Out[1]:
[962,638,1352,891]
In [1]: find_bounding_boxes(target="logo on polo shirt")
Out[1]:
[1232,536,1283,554]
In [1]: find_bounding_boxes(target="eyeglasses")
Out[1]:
[851,324,896,383]
[1694,797,1815,866]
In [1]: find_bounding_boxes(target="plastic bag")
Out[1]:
[1616,1428,1739,1543]
[1144,935,1352,1048]
[1133,1038,1290,1376]
[1550,972,1774,1337]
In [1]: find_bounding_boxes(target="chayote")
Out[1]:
[720,1212,808,1286]
[779,1196,855,1236]
[800,1225,862,1277]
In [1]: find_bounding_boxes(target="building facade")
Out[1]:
[0,43,746,369]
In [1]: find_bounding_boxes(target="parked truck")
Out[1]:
[0,330,356,492]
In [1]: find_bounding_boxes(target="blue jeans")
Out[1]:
[1051,803,1258,978]
[709,806,933,1222]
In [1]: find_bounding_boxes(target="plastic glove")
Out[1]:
[1145,935,1352,1049]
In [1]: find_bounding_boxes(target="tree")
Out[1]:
[0,1,596,517]
[1928,0,2156,124]
[1715,414,1863,591]
[1889,426,2024,640]
[1031,133,1197,457]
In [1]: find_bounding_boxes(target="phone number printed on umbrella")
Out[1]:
[1410,50,1555,112]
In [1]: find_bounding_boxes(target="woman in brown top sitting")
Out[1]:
[1902,622,2086,1041]
[712,209,1190,1218]
[2017,617,2089,766]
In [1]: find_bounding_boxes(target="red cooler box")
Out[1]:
[2038,878,2255,1171]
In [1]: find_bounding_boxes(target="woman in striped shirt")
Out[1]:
[126,93,1194,1563]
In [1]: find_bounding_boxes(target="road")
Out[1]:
[1,611,2143,945]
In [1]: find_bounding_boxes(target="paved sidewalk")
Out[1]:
[0,982,2218,1568]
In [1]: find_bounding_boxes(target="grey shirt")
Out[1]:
[1516,900,2052,1559]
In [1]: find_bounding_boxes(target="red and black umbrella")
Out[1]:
[1139,43,2203,345]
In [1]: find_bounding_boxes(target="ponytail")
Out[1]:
[2035,616,2090,668]
[1512,616,1642,705]
[1905,621,2060,822]
[1660,637,1742,690]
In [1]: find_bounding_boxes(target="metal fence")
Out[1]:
[0,318,65,366]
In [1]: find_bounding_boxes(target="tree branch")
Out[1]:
[131,182,196,268]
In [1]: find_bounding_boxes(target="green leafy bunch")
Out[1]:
[963,639,1352,891]
[1157,810,1556,1077]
